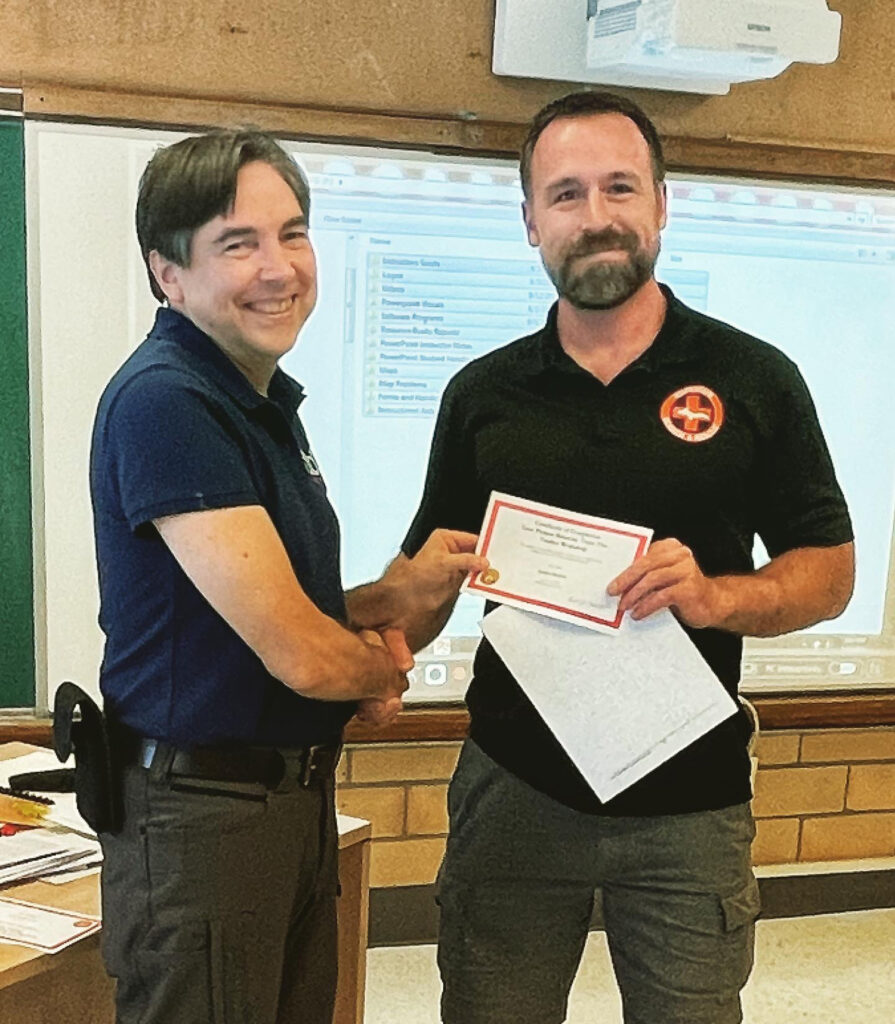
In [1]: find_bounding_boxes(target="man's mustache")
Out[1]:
[565,229,639,259]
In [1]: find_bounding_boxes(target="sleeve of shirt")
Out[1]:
[401,375,486,558]
[103,367,261,531]
[753,359,853,559]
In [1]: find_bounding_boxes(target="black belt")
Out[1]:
[136,739,340,789]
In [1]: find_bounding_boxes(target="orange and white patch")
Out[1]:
[660,385,724,443]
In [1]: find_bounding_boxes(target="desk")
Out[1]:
[0,743,371,1024]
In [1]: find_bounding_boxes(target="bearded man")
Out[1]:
[398,91,854,1024]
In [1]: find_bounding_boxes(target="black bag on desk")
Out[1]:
[11,682,125,834]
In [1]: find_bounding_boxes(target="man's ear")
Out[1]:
[148,251,185,307]
[522,200,540,248]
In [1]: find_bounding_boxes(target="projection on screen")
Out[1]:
[276,142,895,702]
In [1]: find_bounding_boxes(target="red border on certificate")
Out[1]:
[467,499,650,629]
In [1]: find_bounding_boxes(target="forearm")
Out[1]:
[345,572,403,632]
[154,506,405,703]
[703,544,854,637]
[346,532,484,652]
[255,606,401,700]
[402,601,457,652]
[346,558,458,653]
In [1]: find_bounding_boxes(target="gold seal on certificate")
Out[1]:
[461,491,653,634]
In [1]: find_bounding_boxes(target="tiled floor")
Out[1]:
[365,908,895,1023]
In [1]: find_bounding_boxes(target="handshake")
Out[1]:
[350,528,488,728]
[353,626,414,728]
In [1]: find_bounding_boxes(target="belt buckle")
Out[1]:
[139,739,158,770]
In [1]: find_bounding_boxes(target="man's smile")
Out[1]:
[243,296,297,315]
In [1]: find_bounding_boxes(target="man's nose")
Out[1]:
[257,242,295,280]
[581,189,612,231]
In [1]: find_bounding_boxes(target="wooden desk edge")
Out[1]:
[337,815,372,848]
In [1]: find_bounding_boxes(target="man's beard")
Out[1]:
[542,227,659,310]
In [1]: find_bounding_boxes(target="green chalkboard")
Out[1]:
[0,118,35,707]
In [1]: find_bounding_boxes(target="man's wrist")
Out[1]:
[702,572,780,634]
[380,554,436,616]
[702,575,737,631]
[346,574,403,630]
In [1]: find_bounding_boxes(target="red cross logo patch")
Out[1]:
[660,385,725,443]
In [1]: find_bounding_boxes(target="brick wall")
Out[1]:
[336,742,459,887]
[337,728,895,888]
[752,726,895,864]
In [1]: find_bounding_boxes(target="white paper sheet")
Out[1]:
[482,605,738,802]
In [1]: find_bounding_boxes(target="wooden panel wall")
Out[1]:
[0,1,892,156]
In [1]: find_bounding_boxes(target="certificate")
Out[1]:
[462,492,652,633]
[0,897,101,953]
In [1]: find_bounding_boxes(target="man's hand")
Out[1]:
[345,529,489,653]
[608,538,855,638]
[354,627,411,727]
[377,627,415,674]
[358,628,412,694]
[608,538,722,627]
[397,529,489,614]
[354,695,404,728]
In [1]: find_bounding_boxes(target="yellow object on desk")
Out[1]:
[0,788,53,828]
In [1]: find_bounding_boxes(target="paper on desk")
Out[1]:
[482,605,738,802]
[0,829,101,886]
[0,750,93,836]
[38,860,102,885]
[0,897,100,953]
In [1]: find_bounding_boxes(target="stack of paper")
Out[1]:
[0,750,102,884]
[0,829,101,886]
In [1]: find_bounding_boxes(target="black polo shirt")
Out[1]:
[91,307,355,749]
[403,287,852,815]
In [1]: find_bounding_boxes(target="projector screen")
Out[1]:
[27,122,895,707]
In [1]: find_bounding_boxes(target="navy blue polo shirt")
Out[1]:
[403,286,853,816]
[90,307,355,748]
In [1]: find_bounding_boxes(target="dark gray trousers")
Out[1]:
[99,760,338,1024]
[438,740,760,1024]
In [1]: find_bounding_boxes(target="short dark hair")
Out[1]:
[520,91,665,200]
[136,129,311,302]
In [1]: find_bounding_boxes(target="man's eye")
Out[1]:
[284,231,309,244]
[553,190,578,203]
[609,183,635,195]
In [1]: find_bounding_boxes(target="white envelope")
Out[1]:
[482,605,738,802]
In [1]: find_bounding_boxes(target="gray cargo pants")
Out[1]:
[99,759,339,1024]
[438,740,760,1024]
